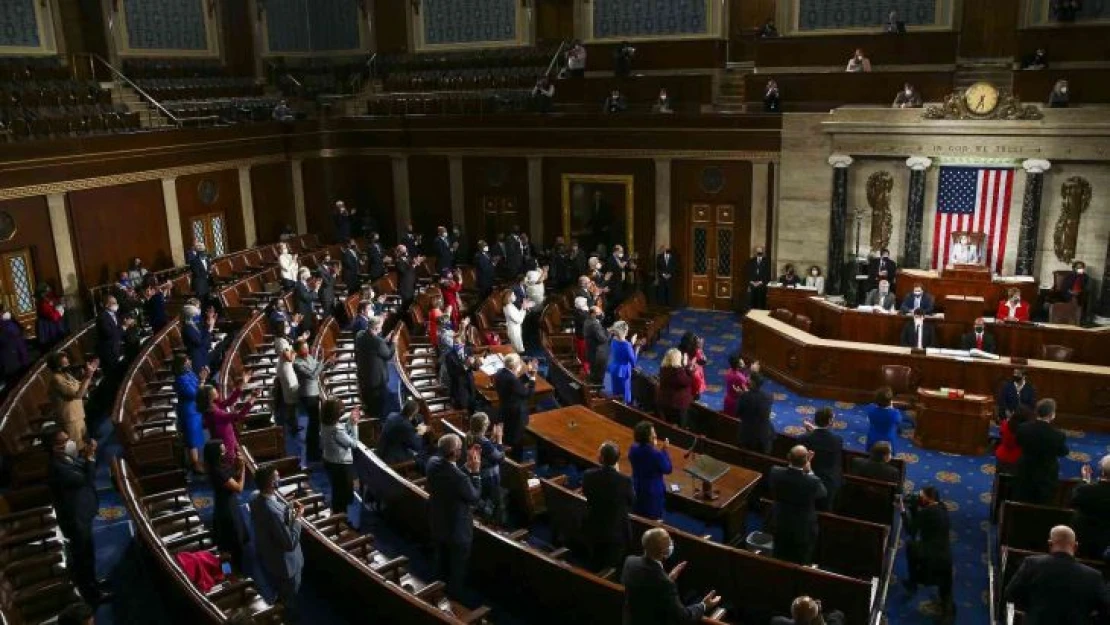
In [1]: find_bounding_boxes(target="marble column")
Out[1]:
[161,177,186,266]
[902,156,932,269]
[290,160,307,235]
[527,156,544,244]
[826,155,853,296]
[238,165,258,247]
[653,157,672,250]
[1015,159,1051,276]
[392,155,412,242]
[46,193,79,298]
[750,161,770,253]
[1097,235,1110,324]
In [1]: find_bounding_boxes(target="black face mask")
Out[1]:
[975,326,984,333]
[1013,375,1023,383]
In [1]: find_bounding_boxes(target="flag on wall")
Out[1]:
[931,166,1015,273]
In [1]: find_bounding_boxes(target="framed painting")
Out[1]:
[561,173,634,256]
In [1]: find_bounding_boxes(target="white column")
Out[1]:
[46,193,79,298]
[290,159,307,235]
[392,155,411,241]
[751,161,769,252]
[527,156,544,243]
[449,156,465,228]
[161,177,186,266]
[653,157,672,251]
[238,165,258,247]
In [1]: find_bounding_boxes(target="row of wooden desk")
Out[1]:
[768,288,1110,366]
[742,309,1110,433]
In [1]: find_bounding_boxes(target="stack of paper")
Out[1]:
[479,353,505,376]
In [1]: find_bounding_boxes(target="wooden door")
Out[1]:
[479,196,519,246]
[687,204,737,311]
[190,212,229,256]
[0,248,38,331]
[536,0,575,45]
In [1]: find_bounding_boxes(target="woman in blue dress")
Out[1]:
[606,320,642,403]
[628,421,672,520]
[173,353,208,473]
[865,386,903,451]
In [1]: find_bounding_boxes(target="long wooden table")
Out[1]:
[774,295,1110,366]
[742,309,1110,433]
[894,268,1038,318]
[527,405,762,540]
[473,345,555,407]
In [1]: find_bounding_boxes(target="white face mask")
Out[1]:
[55,305,65,314]
[63,440,78,458]
[810,270,818,277]
[664,542,674,560]
[913,291,922,297]
[1,312,10,321]
[108,304,119,313]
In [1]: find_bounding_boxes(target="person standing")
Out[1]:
[607,321,641,404]
[655,246,678,307]
[173,353,208,474]
[502,290,530,353]
[188,241,213,302]
[95,295,123,376]
[397,253,420,313]
[426,434,482,595]
[474,241,496,300]
[463,413,506,524]
[204,440,247,570]
[799,407,844,510]
[342,239,363,295]
[745,247,771,310]
[46,427,110,606]
[865,386,903,451]
[250,466,304,623]
[320,400,359,515]
[656,348,695,428]
[1071,455,1110,561]
[355,316,394,419]
[901,485,955,621]
[293,340,331,465]
[1004,525,1110,625]
[1014,399,1069,505]
[736,373,774,454]
[621,527,720,625]
[999,369,1036,418]
[584,306,609,385]
[182,304,215,375]
[333,200,354,243]
[583,441,633,572]
[769,445,826,565]
[434,226,455,273]
[628,421,672,521]
[494,354,536,459]
[721,355,750,417]
[48,352,97,452]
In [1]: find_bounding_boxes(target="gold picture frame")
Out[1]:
[561,173,635,254]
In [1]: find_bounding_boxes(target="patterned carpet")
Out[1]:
[634,309,1110,625]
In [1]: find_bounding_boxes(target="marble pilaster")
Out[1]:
[827,154,853,295]
[903,157,932,269]
[1015,159,1051,276]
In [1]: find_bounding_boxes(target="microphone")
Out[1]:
[683,435,703,460]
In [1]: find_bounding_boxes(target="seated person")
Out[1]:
[531,77,555,113]
[884,10,906,33]
[864,279,897,312]
[778,264,802,287]
[764,80,781,113]
[850,441,902,489]
[900,307,936,349]
[892,83,923,109]
[1048,79,1070,108]
[653,88,673,114]
[376,401,428,465]
[899,283,935,315]
[845,48,872,73]
[960,317,997,352]
[804,265,825,294]
[869,248,896,288]
[949,234,982,265]
[1021,48,1049,70]
[757,17,779,38]
[996,287,1030,322]
[998,368,1036,418]
[1059,260,1090,306]
[602,89,627,114]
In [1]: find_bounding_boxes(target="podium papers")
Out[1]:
[479,353,505,376]
[684,454,731,502]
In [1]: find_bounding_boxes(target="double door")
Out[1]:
[687,204,738,311]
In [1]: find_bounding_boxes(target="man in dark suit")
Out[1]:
[621,527,720,625]
[376,400,427,465]
[768,445,827,565]
[1058,260,1091,308]
[583,306,609,385]
[583,442,634,572]
[575,275,597,310]
[494,354,535,459]
[771,596,845,625]
[367,233,388,281]
[293,269,317,330]
[188,241,212,301]
[568,240,589,283]
[798,407,844,510]
[318,263,337,318]
[900,307,936,349]
[604,245,630,307]
[869,248,897,289]
[426,434,483,595]
[396,254,421,313]
[901,485,954,622]
[333,200,354,243]
[1004,525,1110,625]
[655,246,678,307]
[999,368,1037,418]
[1072,455,1110,560]
[1015,399,1069,505]
[898,283,935,315]
[745,246,772,310]
[864,279,898,312]
[505,227,525,279]
[736,374,775,454]
[960,318,997,352]
[355,316,394,418]
[342,239,363,294]
[474,241,496,300]
[850,441,902,490]
[444,331,479,412]
[46,427,110,605]
[96,295,123,375]
[250,466,304,623]
[401,223,421,257]
[433,226,455,273]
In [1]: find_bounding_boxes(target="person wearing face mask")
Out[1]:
[276,344,301,435]
[769,445,827,565]
[36,282,67,350]
[900,307,936,349]
[621,527,720,624]
[0,304,29,386]
[1014,399,1069,506]
[342,239,364,297]
[182,304,216,375]
[745,246,772,310]
[48,352,98,452]
[333,200,355,243]
[445,330,480,411]
[502,289,531,353]
[864,279,897,312]
[46,426,111,606]
[804,265,825,295]
[763,79,781,113]
[869,248,897,289]
[899,282,935,315]
[433,226,455,273]
[778,263,802,287]
[655,245,679,306]
[584,305,609,382]
[127,257,148,286]
[473,240,496,300]
[653,88,673,114]
[1059,260,1090,309]
[401,223,422,257]
[999,368,1037,419]
[249,466,304,623]
[960,317,997,353]
[188,240,213,302]
[1048,79,1070,108]
[426,433,483,595]
[377,400,428,465]
[892,82,922,109]
[603,88,627,114]
[367,233,389,282]
[494,353,537,459]
[996,287,1030,322]
[173,353,209,473]
[95,295,123,377]
[143,279,172,332]
[629,421,672,521]
[845,47,872,72]
[355,316,394,419]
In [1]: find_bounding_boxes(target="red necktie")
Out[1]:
[976,334,983,349]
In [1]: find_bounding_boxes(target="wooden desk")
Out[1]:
[741,309,1110,433]
[472,347,555,408]
[767,285,820,312]
[914,389,994,455]
[527,405,761,540]
[895,268,1037,318]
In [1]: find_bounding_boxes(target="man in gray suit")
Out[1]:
[863,279,897,312]
[355,316,394,419]
[250,466,304,623]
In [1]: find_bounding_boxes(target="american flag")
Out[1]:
[932,166,1014,273]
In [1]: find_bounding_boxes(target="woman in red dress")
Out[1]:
[427,294,447,344]
[440,269,463,329]
[996,287,1030,322]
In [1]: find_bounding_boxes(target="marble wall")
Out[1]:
[775,114,832,276]
[1035,163,1110,286]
